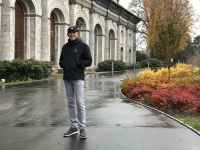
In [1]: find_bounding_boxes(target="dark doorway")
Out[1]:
[50,13,55,64]
[15,1,24,59]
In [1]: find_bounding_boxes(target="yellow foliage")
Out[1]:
[144,0,195,51]
[193,67,200,74]
[139,68,155,79]
[155,68,168,79]
[124,64,200,90]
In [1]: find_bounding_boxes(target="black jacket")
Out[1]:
[59,39,92,80]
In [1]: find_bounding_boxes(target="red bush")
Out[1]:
[151,89,170,106]
[169,87,196,111]
[129,85,152,100]
[187,83,200,98]
[194,98,200,112]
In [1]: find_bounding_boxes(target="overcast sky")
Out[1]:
[119,0,200,37]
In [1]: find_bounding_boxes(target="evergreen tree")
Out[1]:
[154,23,181,82]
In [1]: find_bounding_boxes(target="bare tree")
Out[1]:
[128,0,148,52]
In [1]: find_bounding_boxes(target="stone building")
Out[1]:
[0,0,141,68]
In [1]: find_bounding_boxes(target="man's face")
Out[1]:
[67,31,78,40]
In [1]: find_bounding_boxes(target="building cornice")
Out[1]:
[94,0,141,24]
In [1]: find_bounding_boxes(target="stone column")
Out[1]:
[24,16,29,59]
[25,15,41,60]
[55,24,67,66]
[133,29,136,64]
[125,27,129,63]
[41,0,50,61]
[0,0,2,57]
[29,16,40,60]
[104,18,109,60]
[35,16,42,60]
[69,2,76,26]
[117,23,121,60]
[0,1,14,61]
[89,9,94,67]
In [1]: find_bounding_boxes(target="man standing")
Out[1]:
[59,26,92,139]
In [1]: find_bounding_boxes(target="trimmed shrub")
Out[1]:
[126,63,140,70]
[141,58,163,68]
[0,59,53,82]
[96,60,126,72]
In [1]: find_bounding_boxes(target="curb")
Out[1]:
[119,89,200,136]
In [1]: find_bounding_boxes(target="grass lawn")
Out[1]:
[174,116,200,132]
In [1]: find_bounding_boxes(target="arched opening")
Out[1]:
[109,29,115,60]
[121,47,123,61]
[50,13,55,64]
[50,8,66,66]
[15,1,24,59]
[76,17,86,42]
[94,24,103,65]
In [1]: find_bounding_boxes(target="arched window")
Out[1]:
[76,17,86,42]
[15,1,24,59]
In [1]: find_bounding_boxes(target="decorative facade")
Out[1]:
[0,0,141,68]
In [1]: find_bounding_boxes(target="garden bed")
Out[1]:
[120,63,200,132]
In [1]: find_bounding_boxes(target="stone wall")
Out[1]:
[0,0,140,67]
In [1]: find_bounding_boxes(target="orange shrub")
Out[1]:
[139,68,155,79]
[121,63,200,112]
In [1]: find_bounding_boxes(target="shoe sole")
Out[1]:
[63,131,78,137]
[80,136,87,139]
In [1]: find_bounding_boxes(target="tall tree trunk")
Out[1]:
[168,65,170,83]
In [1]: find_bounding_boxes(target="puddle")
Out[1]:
[0,103,12,111]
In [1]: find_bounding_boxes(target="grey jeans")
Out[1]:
[64,80,86,130]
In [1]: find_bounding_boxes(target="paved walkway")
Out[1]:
[0,70,200,150]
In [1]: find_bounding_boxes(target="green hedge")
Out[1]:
[126,63,140,70]
[0,59,53,82]
[96,60,126,72]
[140,58,164,68]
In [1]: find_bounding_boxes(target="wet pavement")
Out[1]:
[0,70,200,150]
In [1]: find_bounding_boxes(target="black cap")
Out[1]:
[67,26,78,33]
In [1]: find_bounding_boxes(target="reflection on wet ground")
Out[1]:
[1,70,200,150]
[0,70,140,127]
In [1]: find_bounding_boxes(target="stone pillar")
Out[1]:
[30,17,36,59]
[41,0,50,61]
[1,1,14,61]
[24,15,30,59]
[69,2,76,26]
[55,24,67,66]
[89,10,94,67]
[35,16,42,60]
[0,0,2,57]
[24,15,41,60]
[27,16,41,60]
[104,18,109,60]
[117,23,121,60]
[133,29,136,64]
[125,27,129,63]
